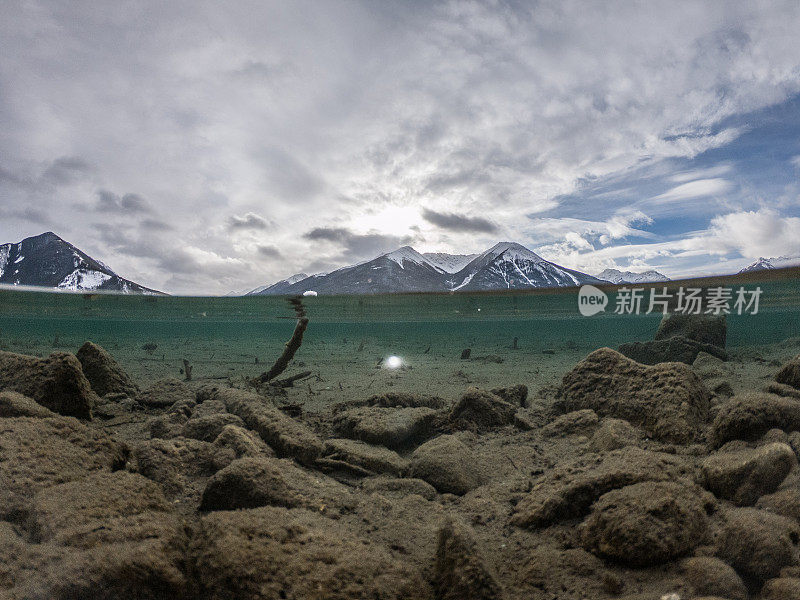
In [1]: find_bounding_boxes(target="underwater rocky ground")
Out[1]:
[2,314,800,598]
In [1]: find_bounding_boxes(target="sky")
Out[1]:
[1,0,800,295]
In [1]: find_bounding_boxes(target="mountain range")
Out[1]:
[0,232,161,294]
[249,242,616,295]
[1,232,678,295]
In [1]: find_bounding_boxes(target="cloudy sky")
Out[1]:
[2,1,800,294]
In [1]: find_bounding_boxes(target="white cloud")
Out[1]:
[652,178,733,202]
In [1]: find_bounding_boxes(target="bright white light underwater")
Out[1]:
[384,355,404,369]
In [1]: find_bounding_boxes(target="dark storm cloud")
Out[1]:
[0,206,49,225]
[303,226,416,263]
[41,156,91,185]
[95,189,152,214]
[228,212,271,230]
[140,217,173,231]
[257,244,281,258]
[421,208,497,233]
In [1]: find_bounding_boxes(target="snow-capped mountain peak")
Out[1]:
[382,246,441,271]
[0,232,161,294]
[485,241,545,263]
[739,256,800,273]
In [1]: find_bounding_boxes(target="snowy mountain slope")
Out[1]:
[422,252,478,273]
[596,268,670,284]
[0,232,162,294]
[739,256,800,273]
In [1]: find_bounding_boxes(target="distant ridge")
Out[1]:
[596,268,670,284]
[0,232,162,294]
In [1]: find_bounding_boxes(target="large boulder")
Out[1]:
[0,416,126,520]
[701,442,796,505]
[710,393,800,448]
[434,518,503,600]
[0,350,97,418]
[189,506,432,600]
[716,508,800,582]
[410,435,483,495]
[777,354,800,390]
[76,341,139,398]
[510,447,691,529]
[0,390,56,418]
[333,406,438,450]
[656,313,727,347]
[681,556,747,600]
[580,480,715,566]
[137,378,195,408]
[211,387,324,464]
[619,313,727,365]
[557,348,711,443]
[448,388,517,432]
[199,456,353,515]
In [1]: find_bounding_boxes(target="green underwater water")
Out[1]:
[0,275,798,399]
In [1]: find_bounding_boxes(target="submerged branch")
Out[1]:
[252,296,310,386]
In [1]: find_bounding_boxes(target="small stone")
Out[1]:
[580,480,714,566]
[0,350,98,418]
[716,507,800,582]
[710,393,800,447]
[448,387,516,432]
[590,418,642,452]
[701,442,796,505]
[76,341,139,398]
[323,438,408,476]
[542,409,599,438]
[333,406,437,450]
[410,435,483,495]
[681,556,747,600]
[199,456,353,515]
[182,413,245,442]
[776,354,800,389]
[434,518,503,600]
[489,384,528,407]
